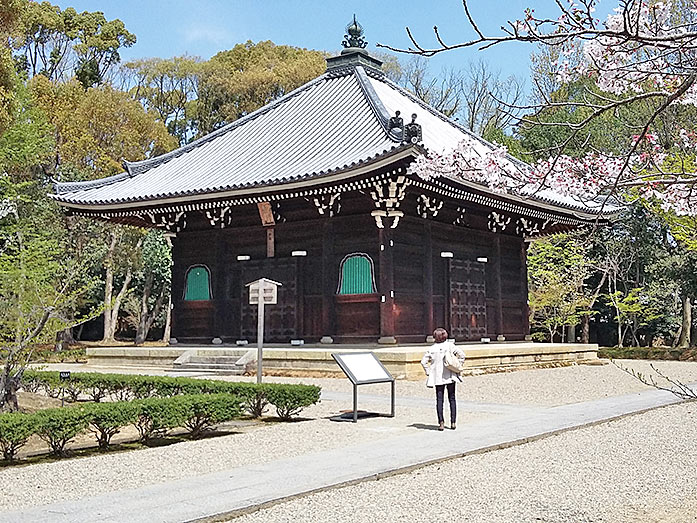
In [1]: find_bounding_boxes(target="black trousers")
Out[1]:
[435,382,456,424]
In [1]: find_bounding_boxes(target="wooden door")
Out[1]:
[239,258,298,342]
[448,259,487,341]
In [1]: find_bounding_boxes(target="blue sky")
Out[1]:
[55,1,614,87]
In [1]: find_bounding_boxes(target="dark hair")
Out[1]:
[433,328,448,343]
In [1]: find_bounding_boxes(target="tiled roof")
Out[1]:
[52,60,619,218]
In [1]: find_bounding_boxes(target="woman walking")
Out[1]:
[421,328,465,431]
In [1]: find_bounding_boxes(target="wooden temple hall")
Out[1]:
[52,19,612,346]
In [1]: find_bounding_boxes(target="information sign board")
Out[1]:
[332,352,395,422]
[333,352,392,384]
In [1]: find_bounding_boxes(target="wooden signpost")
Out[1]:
[59,371,71,407]
[246,278,282,383]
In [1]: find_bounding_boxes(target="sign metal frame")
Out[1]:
[331,352,395,423]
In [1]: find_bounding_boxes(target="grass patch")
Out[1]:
[599,347,697,361]
[29,347,87,364]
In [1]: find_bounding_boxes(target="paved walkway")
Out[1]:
[0,384,689,523]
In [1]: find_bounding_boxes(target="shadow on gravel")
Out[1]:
[408,423,441,431]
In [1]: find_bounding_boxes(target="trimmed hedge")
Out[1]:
[34,407,89,457]
[134,396,190,442]
[21,371,321,419]
[266,384,321,421]
[84,401,139,450]
[0,413,37,461]
[0,393,246,458]
[181,394,241,439]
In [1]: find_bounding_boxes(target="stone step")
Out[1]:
[170,363,247,375]
[186,355,244,364]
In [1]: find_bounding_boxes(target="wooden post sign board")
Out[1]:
[59,371,71,407]
[246,278,282,384]
[331,352,395,423]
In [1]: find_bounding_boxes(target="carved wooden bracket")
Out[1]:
[487,211,511,233]
[309,193,341,217]
[369,176,410,228]
[205,206,233,228]
[416,194,443,219]
[142,211,187,233]
[453,207,468,227]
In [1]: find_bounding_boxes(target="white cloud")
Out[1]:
[182,24,232,46]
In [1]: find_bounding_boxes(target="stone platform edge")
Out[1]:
[86,343,598,379]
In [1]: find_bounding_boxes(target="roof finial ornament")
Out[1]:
[403,113,422,144]
[388,111,403,132]
[342,14,367,49]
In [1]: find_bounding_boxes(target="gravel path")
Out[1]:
[3,360,696,516]
[232,402,697,523]
[219,359,697,407]
[0,398,493,511]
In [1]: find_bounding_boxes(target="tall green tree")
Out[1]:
[14,1,136,87]
[528,234,591,342]
[194,40,326,136]
[0,85,95,410]
[122,56,202,145]
[0,0,24,134]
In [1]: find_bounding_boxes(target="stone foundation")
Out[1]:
[86,342,599,379]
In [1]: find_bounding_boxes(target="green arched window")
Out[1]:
[337,254,376,295]
[184,265,211,301]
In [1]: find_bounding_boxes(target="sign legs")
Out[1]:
[353,383,358,423]
[257,298,265,384]
[390,380,395,418]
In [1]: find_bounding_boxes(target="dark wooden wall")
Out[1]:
[171,186,530,344]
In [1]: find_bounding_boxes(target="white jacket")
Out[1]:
[421,342,466,388]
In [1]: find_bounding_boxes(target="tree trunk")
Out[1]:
[102,231,118,342]
[135,273,154,345]
[677,295,692,349]
[108,270,133,341]
[630,315,640,347]
[617,320,623,348]
[162,293,172,345]
[135,277,167,346]
[567,324,575,343]
[0,367,20,412]
[54,328,75,352]
[581,314,590,344]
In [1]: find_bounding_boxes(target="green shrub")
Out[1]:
[77,373,111,402]
[32,371,63,398]
[181,394,241,439]
[130,375,159,399]
[266,384,321,420]
[0,413,37,461]
[133,397,189,442]
[19,370,44,394]
[84,402,139,450]
[63,380,84,403]
[154,376,185,397]
[106,374,136,401]
[243,384,271,418]
[34,407,88,457]
[530,332,547,343]
[22,372,322,422]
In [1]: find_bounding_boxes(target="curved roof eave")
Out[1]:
[50,144,419,212]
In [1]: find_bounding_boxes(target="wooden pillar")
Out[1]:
[494,236,504,340]
[169,234,178,343]
[521,240,530,339]
[424,222,434,341]
[213,230,225,340]
[320,220,334,343]
[266,227,275,258]
[378,226,396,344]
